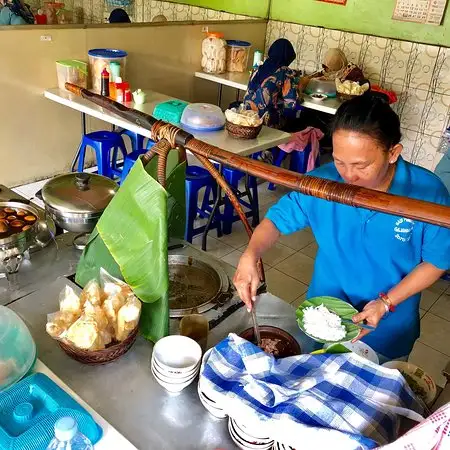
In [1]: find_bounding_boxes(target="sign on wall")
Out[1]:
[393,0,447,25]
[316,0,347,4]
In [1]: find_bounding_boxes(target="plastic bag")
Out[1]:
[46,268,141,351]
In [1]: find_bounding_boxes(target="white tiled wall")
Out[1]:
[266,20,450,170]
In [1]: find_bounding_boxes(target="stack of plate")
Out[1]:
[197,383,227,419]
[228,417,274,450]
[151,335,202,394]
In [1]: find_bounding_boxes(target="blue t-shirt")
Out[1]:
[266,157,450,359]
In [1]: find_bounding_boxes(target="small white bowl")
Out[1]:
[198,392,227,419]
[151,364,196,393]
[151,360,197,384]
[228,419,273,450]
[230,418,272,444]
[310,93,327,102]
[152,354,200,379]
[153,335,202,375]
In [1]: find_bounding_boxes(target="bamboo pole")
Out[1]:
[64,83,450,229]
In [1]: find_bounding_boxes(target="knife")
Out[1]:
[341,319,376,331]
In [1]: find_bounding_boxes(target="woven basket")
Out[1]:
[225,120,262,140]
[58,325,138,365]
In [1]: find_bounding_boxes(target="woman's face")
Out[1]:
[332,130,402,190]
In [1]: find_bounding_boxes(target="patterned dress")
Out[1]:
[243,67,303,128]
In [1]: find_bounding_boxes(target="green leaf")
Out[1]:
[296,296,360,344]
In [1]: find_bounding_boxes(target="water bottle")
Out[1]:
[438,127,450,154]
[47,417,93,450]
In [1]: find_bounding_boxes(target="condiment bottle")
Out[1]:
[109,61,121,82]
[100,68,110,97]
[124,88,132,102]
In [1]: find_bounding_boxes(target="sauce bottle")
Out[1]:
[100,68,110,97]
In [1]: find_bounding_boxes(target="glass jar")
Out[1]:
[201,32,227,75]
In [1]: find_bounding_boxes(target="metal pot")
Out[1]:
[0,201,51,273]
[41,172,118,233]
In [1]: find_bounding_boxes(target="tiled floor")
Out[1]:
[194,181,450,388]
[12,178,450,388]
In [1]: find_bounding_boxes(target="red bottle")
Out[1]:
[101,68,110,97]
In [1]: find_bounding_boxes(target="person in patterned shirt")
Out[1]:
[243,39,304,129]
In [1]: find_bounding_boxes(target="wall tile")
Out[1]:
[396,88,428,132]
[409,44,440,90]
[420,92,450,137]
[190,6,207,21]
[318,28,343,63]
[435,47,450,96]
[410,132,442,170]
[174,3,190,21]
[400,128,418,162]
[339,32,364,64]
[298,26,322,74]
[359,35,388,83]
[383,40,413,86]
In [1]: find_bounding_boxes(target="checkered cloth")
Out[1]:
[379,402,450,449]
[199,334,425,450]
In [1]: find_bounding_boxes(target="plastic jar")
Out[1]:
[201,32,227,75]
[226,40,251,73]
[88,49,127,94]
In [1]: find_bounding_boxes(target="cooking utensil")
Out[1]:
[250,307,261,347]
[341,318,376,331]
[42,172,117,233]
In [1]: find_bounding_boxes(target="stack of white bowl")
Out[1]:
[228,417,274,450]
[151,335,202,394]
[272,442,295,450]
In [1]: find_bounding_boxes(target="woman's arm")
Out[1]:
[234,219,281,309]
[352,262,445,342]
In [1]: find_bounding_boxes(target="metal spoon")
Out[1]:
[250,297,261,346]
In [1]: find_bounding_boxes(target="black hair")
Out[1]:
[109,8,131,23]
[331,93,401,151]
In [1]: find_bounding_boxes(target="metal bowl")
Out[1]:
[239,326,301,358]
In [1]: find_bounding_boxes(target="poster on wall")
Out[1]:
[393,0,447,25]
[316,0,347,4]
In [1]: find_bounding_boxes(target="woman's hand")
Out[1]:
[233,250,260,311]
[351,299,386,343]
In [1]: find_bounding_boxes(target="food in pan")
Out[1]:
[0,207,38,237]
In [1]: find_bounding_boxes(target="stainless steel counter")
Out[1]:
[10,277,318,450]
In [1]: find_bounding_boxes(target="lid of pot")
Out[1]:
[42,172,118,214]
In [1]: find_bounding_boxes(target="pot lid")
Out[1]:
[42,173,118,214]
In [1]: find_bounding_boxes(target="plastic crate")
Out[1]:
[153,100,188,125]
[0,373,102,450]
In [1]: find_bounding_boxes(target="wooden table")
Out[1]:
[194,70,343,115]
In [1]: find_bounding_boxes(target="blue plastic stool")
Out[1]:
[114,140,156,184]
[76,131,127,178]
[268,145,320,191]
[221,166,259,235]
[119,129,145,153]
[185,165,222,243]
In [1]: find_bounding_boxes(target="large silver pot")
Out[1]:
[0,201,51,273]
[42,173,118,234]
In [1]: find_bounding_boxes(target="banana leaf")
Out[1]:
[75,150,186,342]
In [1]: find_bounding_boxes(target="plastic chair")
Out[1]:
[185,165,222,243]
[116,139,156,184]
[119,129,145,154]
[221,167,259,235]
[76,131,127,178]
[268,145,320,191]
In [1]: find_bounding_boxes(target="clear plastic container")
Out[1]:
[88,49,127,94]
[201,32,227,74]
[44,2,64,25]
[226,40,251,73]
[47,417,93,450]
[0,306,36,391]
[180,103,225,132]
[56,60,88,91]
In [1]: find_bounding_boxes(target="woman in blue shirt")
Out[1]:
[234,95,450,362]
[0,0,34,24]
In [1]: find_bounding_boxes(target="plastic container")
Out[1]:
[153,100,188,124]
[0,373,102,450]
[0,306,36,391]
[201,32,227,74]
[56,7,72,24]
[226,40,251,73]
[56,60,88,91]
[88,49,127,94]
[180,103,225,132]
[46,417,93,450]
[305,78,337,98]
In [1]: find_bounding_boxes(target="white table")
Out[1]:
[194,70,343,115]
[44,88,290,158]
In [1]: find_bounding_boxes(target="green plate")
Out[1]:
[296,296,360,344]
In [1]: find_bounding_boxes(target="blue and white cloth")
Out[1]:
[199,334,425,450]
